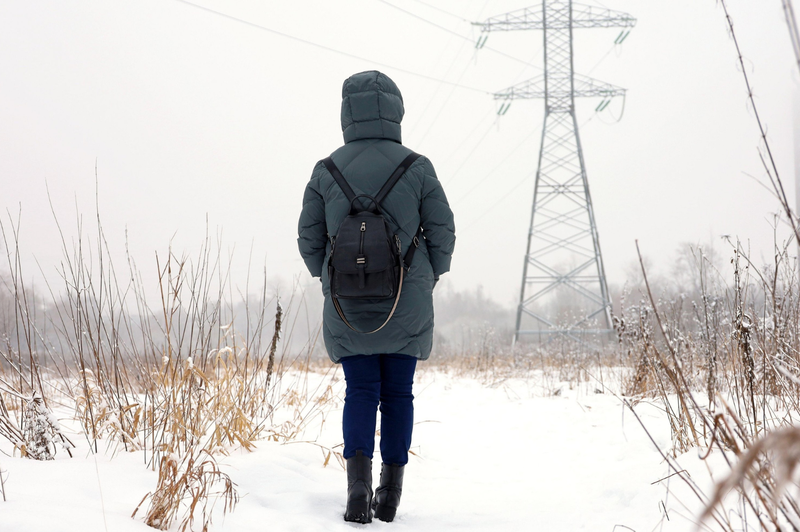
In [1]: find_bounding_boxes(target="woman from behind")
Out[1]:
[297,70,455,523]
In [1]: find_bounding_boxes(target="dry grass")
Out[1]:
[133,447,239,532]
[424,229,800,530]
[700,426,800,528]
[604,4,800,527]
[0,207,337,529]
[611,237,800,530]
[3,208,799,530]
[0,460,6,502]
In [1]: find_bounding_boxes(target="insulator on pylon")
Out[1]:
[497,101,511,115]
[475,34,489,49]
[614,30,630,44]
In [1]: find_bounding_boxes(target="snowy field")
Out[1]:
[1,369,722,532]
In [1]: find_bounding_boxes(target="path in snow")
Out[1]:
[2,369,706,532]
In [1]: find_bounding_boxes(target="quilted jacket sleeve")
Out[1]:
[419,157,455,278]
[297,162,328,277]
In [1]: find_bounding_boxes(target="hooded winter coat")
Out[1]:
[297,71,455,363]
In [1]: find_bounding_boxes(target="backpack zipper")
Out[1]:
[357,222,367,288]
[359,222,366,256]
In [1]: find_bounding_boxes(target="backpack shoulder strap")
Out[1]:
[374,152,421,205]
[321,157,356,203]
[375,152,423,271]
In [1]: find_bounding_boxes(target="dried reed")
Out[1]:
[133,447,239,532]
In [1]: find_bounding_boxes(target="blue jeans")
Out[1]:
[341,353,417,466]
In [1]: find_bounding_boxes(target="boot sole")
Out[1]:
[344,500,373,524]
[374,504,397,523]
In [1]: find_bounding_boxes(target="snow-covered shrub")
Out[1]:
[20,392,59,460]
[0,378,73,460]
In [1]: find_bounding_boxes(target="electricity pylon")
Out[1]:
[474,2,635,343]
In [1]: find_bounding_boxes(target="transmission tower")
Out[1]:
[474,2,635,342]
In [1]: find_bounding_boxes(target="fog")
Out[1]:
[1,0,797,324]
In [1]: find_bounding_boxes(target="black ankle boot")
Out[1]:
[344,450,373,523]
[372,463,404,522]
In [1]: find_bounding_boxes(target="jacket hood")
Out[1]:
[341,71,404,144]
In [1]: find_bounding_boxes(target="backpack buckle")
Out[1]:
[412,236,420,248]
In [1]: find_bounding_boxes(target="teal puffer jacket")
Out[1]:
[297,71,456,363]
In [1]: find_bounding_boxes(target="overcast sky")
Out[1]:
[0,0,797,307]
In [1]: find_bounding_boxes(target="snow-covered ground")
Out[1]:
[2,369,721,531]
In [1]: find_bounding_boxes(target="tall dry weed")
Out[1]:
[620,237,800,530]
[133,447,238,532]
[0,206,329,530]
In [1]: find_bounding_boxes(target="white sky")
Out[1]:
[0,0,797,306]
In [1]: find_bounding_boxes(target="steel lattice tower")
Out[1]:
[474,2,635,342]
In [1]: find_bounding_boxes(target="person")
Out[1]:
[297,70,455,523]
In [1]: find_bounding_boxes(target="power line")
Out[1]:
[588,0,613,10]
[406,1,503,144]
[460,171,534,233]
[433,46,541,154]
[410,0,498,161]
[462,112,599,234]
[377,0,543,72]
[587,43,622,75]
[452,128,538,204]
[434,106,495,171]
[415,48,479,146]
[457,113,599,233]
[407,29,473,139]
[407,0,473,23]
[377,0,473,41]
[442,114,498,187]
[172,0,492,94]
[583,21,635,78]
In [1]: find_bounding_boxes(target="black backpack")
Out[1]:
[322,153,421,334]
